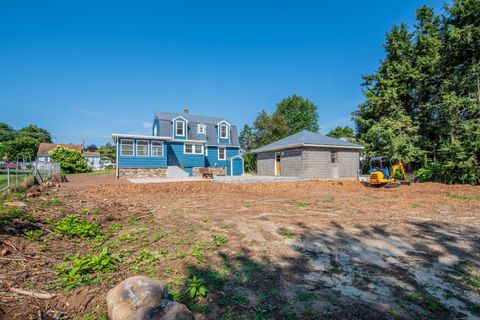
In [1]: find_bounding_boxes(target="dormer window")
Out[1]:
[197,123,206,134]
[176,121,185,136]
[220,124,229,139]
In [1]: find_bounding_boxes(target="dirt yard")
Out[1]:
[1,173,479,319]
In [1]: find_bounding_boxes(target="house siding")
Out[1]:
[167,142,205,168]
[118,138,167,168]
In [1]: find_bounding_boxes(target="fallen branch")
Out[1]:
[10,287,56,300]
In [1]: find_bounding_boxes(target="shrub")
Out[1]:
[48,146,92,174]
[56,248,121,290]
[186,275,208,299]
[55,215,100,239]
[212,235,229,247]
[416,161,479,185]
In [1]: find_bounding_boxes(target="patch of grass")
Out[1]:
[110,223,121,231]
[56,248,121,290]
[55,215,101,239]
[135,249,159,266]
[159,248,168,255]
[39,198,63,206]
[92,208,101,216]
[466,275,480,289]
[118,232,136,242]
[278,228,297,239]
[407,293,446,313]
[291,200,310,207]
[410,203,420,208]
[0,206,32,226]
[295,291,317,305]
[153,230,168,241]
[447,193,480,201]
[24,229,43,241]
[174,251,186,260]
[218,292,249,308]
[317,198,334,203]
[212,234,229,247]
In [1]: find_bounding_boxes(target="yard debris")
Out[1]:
[2,202,27,207]
[107,276,194,320]
[10,287,56,300]
[0,247,11,257]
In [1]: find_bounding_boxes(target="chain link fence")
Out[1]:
[0,161,61,194]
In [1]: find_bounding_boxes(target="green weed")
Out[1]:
[291,200,310,207]
[186,275,208,299]
[110,223,121,231]
[278,228,297,239]
[174,251,186,260]
[317,198,334,203]
[118,232,136,242]
[466,275,480,288]
[190,244,207,264]
[153,230,168,241]
[39,198,63,206]
[56,248,121,290]
[55,215,101,239]
[24,229,43,241]
[0,206,32,226]
[212,235,229,247]
[135,249,159,265]
[159,248,168,255]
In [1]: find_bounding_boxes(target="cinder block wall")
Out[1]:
[256,147,360,179]
[256,152,275,175]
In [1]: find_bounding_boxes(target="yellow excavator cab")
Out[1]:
[367,156,410,188]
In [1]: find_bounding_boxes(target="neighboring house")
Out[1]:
[36,143,83,162]
[251,130,363,179]
[36,143,103,170]
[83,151,102,170]
[112,110,243,178]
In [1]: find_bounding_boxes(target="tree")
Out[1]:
[326,126,355,139]
[84,144,98,152]
[276,95,319,135]
[0,123,16,142]
[49,146,91,174]
[0,123,52,161]
[18,125,52,143]
[252,110,288,148]
[239,124,255,151]
[98,143,116,162]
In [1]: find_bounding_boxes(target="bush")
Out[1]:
[416,162,479,185]
[48,146,92,174]
[242,153,256,173]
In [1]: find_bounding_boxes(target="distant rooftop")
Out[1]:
[251,130,363,153]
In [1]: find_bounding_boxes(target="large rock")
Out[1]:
[107,276,194,320]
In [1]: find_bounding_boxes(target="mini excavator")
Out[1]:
[366,156,410,188]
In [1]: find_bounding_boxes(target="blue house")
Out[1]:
[112,110,243,178]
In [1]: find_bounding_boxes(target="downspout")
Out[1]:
[115,138,120,179]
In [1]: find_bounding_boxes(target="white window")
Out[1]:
[151,141,163,157]
[121,139,134,156]
[197,123,206,134]
[331,151,338,164]
[218,147,226,160]
[220,124,229,139]
[184,143,203,154]
[136,140,149,156]
[176,121,185,136]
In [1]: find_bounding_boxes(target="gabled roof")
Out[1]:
[155,111,240,147]
[37,143,83,156]
[251,130,363,153]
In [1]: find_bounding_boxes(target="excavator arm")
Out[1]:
[391,162,407,181]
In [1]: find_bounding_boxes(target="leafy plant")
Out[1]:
[212,235,229,247]
[48,146,92,174]
[55,215,101,239]
[25,229,43,241]
[186,275,208,299]
[0,206,32,226]
[190,244,207,264]
[39,198,62,206]
[135,249,159,265]
[56,248,121,290]
[110,223,121,231]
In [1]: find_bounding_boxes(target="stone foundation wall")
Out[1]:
[192,167,227,177]
[119,168,167,179]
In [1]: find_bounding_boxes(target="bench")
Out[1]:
[199,168,214,179]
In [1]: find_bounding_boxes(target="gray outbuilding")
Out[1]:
[251,130,363,179]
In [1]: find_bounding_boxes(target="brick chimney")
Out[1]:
[183,108,189,114]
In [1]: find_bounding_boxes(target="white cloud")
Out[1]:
[142,121,152,129]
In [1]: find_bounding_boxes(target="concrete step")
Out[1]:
[167,166,189,178]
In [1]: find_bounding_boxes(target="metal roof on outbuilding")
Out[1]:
[251,130,363,153]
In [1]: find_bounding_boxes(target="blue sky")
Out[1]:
[0,0,444,146]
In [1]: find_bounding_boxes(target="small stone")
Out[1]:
[107,276,194,320]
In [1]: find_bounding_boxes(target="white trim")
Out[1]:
[197,123,206,134]
[216,120,231,126]
[112,133,171,141]
[151,141,164,157]
[120,139,134,156]
[172,138,205,143]
[274,152,281,176]
[218,147,226,160]
[136,140,149,157]
[219,124,229,140]
[175,120,185,137]
[252,143,363,153]
[184,143,204,155]
[172,115,188,122]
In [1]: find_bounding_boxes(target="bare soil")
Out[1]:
[1,173,479,319]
